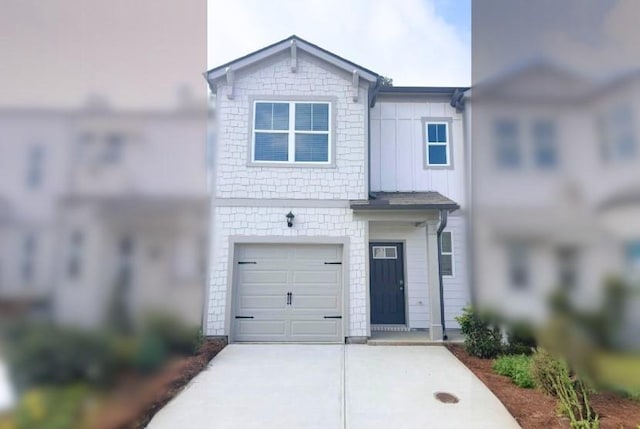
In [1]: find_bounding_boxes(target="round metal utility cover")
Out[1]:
[434,392,459,403]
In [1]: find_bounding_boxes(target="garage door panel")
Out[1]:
[290,320,340,336]
[235,320,286,336]
[291,295,339,310]
[292,270,339,284]
[240,270,288,284]
[238,245,289,259]
[294,245,341,260]
[238,295,287,310]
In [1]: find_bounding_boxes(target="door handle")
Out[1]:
[287,292,292,305]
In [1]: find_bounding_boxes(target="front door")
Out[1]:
[369,243,405,324]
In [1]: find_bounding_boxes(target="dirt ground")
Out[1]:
[88,339,227,429]
[447,344,640,429]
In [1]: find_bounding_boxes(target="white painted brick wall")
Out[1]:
[206,206,368,337]
[214,51,367,200]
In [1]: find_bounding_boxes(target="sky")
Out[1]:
[207,0,471,87]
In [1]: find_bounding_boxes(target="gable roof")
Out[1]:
[205,35,379,89]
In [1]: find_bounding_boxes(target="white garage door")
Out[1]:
[233,244,343,342]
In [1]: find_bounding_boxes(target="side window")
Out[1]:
[625,240,640,282]
[26,145,45,189]
[602,104,636,162]
[440,231,454,276]
[532,119,558,169]
[495,119,520,169]
[425,122,450,166]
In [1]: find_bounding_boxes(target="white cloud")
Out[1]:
[207,0,470,86]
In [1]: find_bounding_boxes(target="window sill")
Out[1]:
[247,161,337,168]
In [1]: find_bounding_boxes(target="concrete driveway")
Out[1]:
[148,344,520,429]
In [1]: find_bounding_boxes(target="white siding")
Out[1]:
[370,98,466,207]
[442,215,470,328]
[214,51,368,201]
[369,216,469,330]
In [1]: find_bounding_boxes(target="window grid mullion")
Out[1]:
[288,102,296,162]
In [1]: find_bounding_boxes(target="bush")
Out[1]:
[455,306,503,359]
[504,322,537,355]
[532,348,566,396]
[532,348,599,428]
[5,323,117,390]
[142,313,201,356]
[493,355,535,388]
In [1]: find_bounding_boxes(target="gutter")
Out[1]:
[436,208,449,340]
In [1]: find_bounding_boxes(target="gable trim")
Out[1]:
[206,35,379,88]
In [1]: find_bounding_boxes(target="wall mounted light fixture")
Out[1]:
[286,211,295,228]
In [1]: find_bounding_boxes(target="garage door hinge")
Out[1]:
[238,261,257,264]
[324,262,342,265]
[324,316,342,319]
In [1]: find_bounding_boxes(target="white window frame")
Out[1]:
[425,121,451,167]
[372,246,398,259]
[252,100,332,164]
[440,231,455,277]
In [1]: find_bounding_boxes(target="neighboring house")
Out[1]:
[469,61,640,346]
[204,35,469,342]
[0,98,210,327]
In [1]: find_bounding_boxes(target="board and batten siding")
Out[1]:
[442,215,469,329]
[370,99,466,207]
[369,215,469,330]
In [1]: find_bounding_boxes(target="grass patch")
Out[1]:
[493,354,535,389]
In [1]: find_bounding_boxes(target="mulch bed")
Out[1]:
[90,339,227,429]
[446,344,640,429]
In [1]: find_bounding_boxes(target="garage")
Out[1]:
[233,243,343,342]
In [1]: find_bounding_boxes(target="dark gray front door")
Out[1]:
[369,243,405,324]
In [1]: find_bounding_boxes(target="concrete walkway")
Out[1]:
[148,345,520,429]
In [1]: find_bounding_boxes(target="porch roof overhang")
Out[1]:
[350,192,460,212]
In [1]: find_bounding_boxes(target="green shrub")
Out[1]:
[142,313,201,356]
[532,348,567,396]
[531,348,599,428]
[493,355,535,388]
[504,322,537,355]
[5,323,117,390]
[455,306,503,359]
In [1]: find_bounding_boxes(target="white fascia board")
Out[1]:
[206,38,378,87]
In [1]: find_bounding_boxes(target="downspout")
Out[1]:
[367,77,382,199]
[436,208,449,340]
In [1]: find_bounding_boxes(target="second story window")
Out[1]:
[253,101,331,164]
[425,122,450,166]
[26,145,45,189]
[532,120,558,169]
[600,104,636,163]
[495,119,520,169]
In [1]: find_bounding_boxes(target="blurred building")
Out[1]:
[0,97,210,328]
[470,61,640,346]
